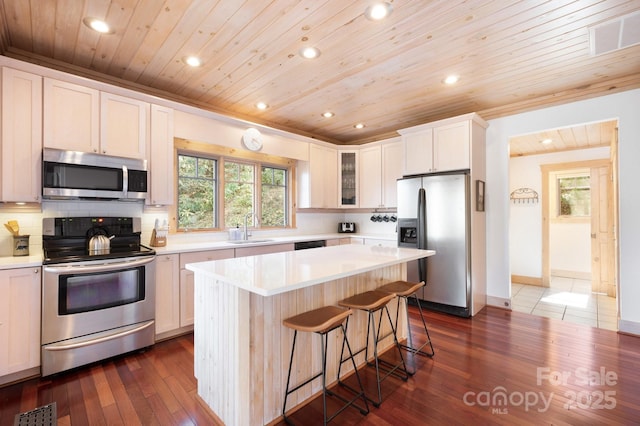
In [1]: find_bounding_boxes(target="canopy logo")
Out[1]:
[462,366,618,415]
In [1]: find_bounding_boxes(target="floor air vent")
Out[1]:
[14,402,57,426]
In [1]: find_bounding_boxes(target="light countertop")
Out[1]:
[0,254,43,270]
[0,233,397,269]
[153,232,394,254]
[186,244,435,297]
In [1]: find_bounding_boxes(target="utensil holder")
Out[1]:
[149,228,166,247]
[13,235,29,256]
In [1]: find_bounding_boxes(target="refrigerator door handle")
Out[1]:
[417,187,428,281]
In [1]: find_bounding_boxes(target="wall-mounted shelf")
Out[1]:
[510,188,539,203]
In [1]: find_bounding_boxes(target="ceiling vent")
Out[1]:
[589,11,640,56]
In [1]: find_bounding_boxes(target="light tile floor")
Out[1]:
[511,277,618,330]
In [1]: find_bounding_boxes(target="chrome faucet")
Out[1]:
[243,212,259,240]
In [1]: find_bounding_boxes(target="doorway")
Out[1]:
[508,120,619,330]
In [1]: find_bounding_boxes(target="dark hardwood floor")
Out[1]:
[2,306,640,425]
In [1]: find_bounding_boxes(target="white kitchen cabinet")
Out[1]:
[433,120,470,172]
[338,150,358,207]
[359,140,402,209]
[234,243,295,257]
[43,78,149,160]
[363,238,397,248]
[0,267,41,378]
[381,140,403,208]
[155,254,180,335]
[1,67,42,203]
[298,144,337,208]
[179,249,234,328]
[147,104,175,205]
[401,129,433,175]
[100,92,149,159]
[358,145,382,208]
[399,114,485,175]
[43,78,100,153]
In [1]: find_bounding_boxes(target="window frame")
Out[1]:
[172,138,297,233]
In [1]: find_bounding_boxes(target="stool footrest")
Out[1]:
[399,341,435,358]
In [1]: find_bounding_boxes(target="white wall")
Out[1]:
[487,88,640,334]
[509,147,608,278]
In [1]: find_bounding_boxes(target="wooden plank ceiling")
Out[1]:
[0,0,639,151]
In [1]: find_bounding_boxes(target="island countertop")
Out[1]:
[185,244,435,297]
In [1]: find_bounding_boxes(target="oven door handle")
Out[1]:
[43,320,155,351]
[43,255,155,273]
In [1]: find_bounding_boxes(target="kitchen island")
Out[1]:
[186,244,435,425]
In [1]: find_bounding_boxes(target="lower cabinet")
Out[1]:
[0,267,41,380]
[363,238,397,248]
[178,249,234,329]
[155,254,180,335]
[233,243,295,257]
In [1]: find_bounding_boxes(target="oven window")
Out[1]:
[59,267,145,315]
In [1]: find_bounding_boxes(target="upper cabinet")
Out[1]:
[399,113,487,176]
[43,79,99,153]
[381,140,403,208]
[358,140,402,209]
[358,145,381,208]
[297,144,337,208]
[147,104,175,206]
[100,92,149,159]
[43,78,149,160]
[1,67,42,203]
[338,150,358,207]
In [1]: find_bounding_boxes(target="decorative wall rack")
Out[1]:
[510,188,539,203]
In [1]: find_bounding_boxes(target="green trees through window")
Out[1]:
[177,154,216,229]
[177,152,289,231]
[558,175,590,217]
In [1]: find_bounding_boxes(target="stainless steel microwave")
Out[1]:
[42,148,147,200]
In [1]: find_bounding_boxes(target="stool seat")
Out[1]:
[283,306,353,333]
[338,290,395,311]
[377,280,425,297]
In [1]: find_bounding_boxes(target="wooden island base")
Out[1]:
[193,263,406,425]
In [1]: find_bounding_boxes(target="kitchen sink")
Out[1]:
[226,239,274,244]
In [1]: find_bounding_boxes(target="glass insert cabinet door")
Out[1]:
[339,151,358,207]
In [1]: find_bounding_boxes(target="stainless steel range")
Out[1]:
[41,217,156,376]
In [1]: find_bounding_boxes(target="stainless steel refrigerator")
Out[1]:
[397,172,471,317]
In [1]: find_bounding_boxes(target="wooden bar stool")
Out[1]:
[337,290,409,407]
[377,280,435,372]
[282,306,369,425]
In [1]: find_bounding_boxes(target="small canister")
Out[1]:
[13,235,30,256]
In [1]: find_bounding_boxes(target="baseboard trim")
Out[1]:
[487,295,512,310]
[511,275,543,286]
[550,269,591,280]
[0,366,40,387]
[618,320,640,337]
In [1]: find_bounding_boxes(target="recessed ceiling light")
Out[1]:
[299,47,321,59]
[82,17,113,34]
[540,138,553,145]
[443,75,460,85]
[322,111,334,118]
[354,123,365,129]
[256,102,269,110]
[183,56,202,67]
[364,2,393,20]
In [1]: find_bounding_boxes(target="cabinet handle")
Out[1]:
[34,269,39,274]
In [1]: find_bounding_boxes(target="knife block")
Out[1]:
[149,228,166,247]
